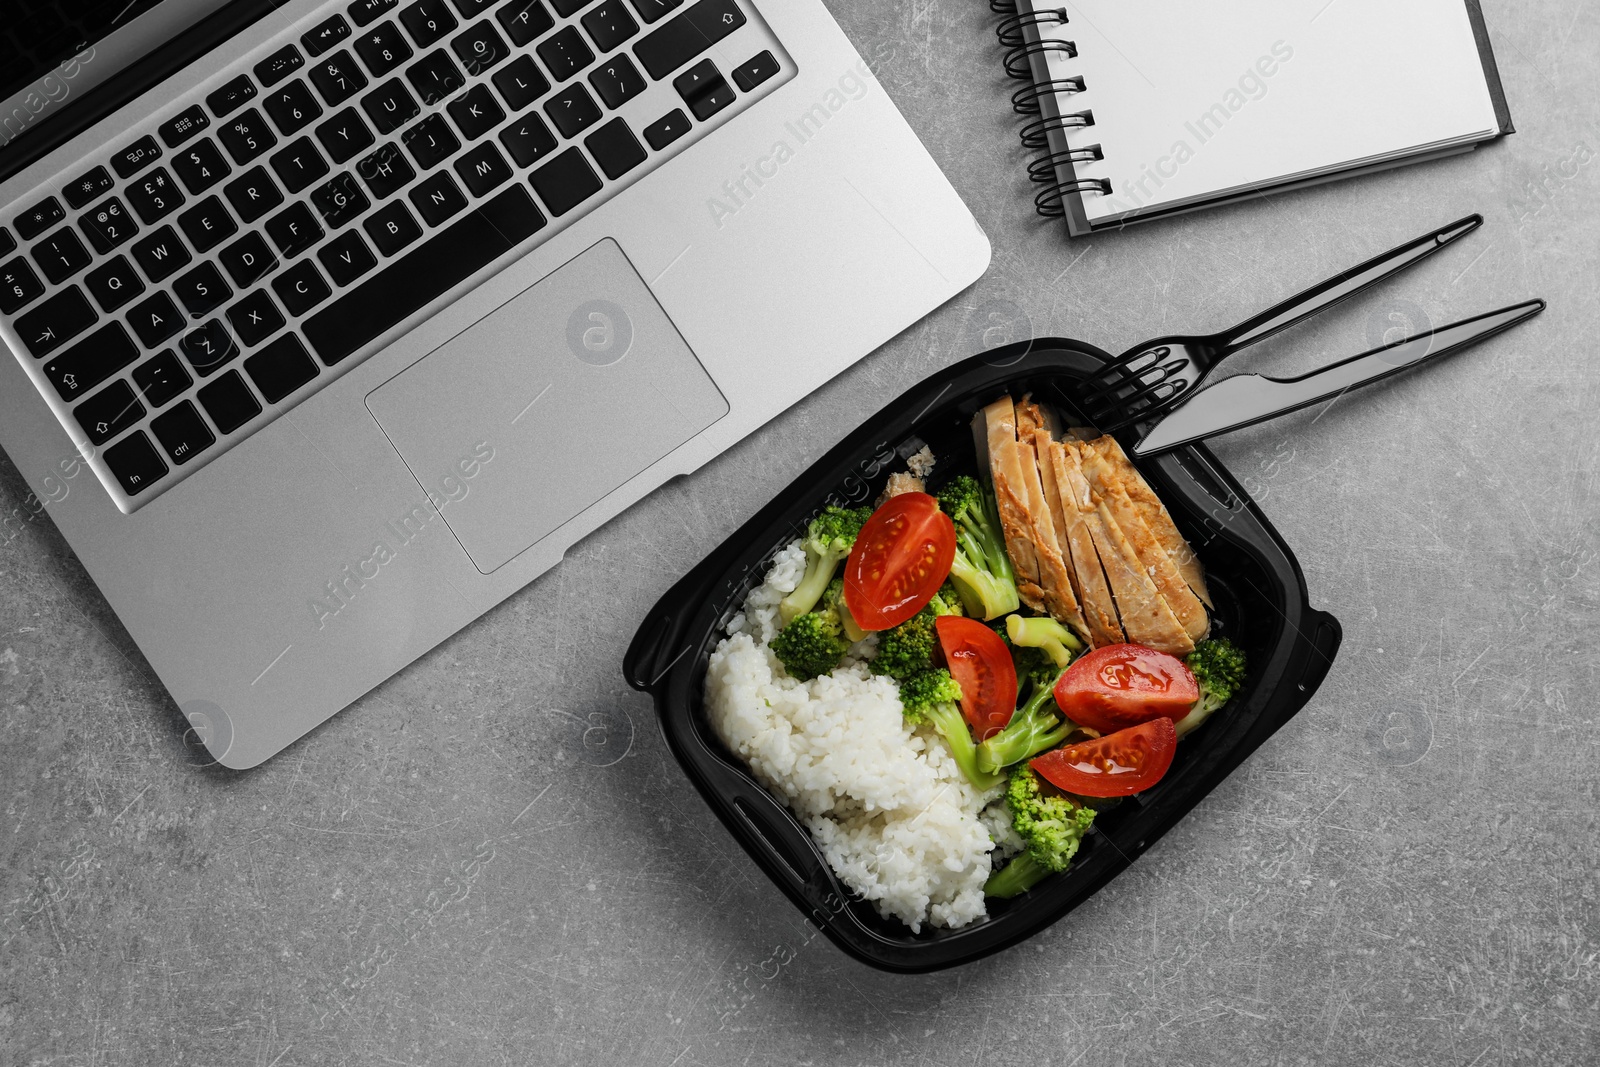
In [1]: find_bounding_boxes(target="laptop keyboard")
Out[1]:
[1,0,788,511]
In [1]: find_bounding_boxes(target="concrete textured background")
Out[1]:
[3,1,1597,1064]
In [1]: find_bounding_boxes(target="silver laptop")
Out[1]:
[0,0,989,767]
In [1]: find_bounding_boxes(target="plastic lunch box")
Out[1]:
[624,339,1342,973]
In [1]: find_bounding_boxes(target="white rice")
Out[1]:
[704,541,1018,932]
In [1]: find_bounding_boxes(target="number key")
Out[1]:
[172,138,232,193]
[0,257,46,314]
[263,80,323,134]
[355,23,413,77]
[218,108,279,164]
[31,228,92,284]
[125,168,186,223]
[400,0,456,47]
[309,50,369,106]
[78,198,139,254]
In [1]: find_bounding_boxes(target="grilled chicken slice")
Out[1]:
[1090,436,1212,608]
[980,397,1046,611]
[1017,433,1089,640]
[1089,497,1195,656]
[1046,440,1125,648]
[1078,444,1210,644]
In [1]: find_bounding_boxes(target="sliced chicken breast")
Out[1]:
[1090,497,1195,657]
[1047,440,1124,648]
[980,397,1046,611]
[1090,436,1212,608]
[1017,433,1089,640]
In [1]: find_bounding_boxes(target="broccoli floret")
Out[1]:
[771,610,849,681]
[824,577,868,643]
[899,669,1005,791]
[976,665,1073,774]
[1004,613,1083,668]
[936,581,966,617]
[1175,637,1247,738]
[779,505,872,624]
[984,764,1097,898]
[936,475,1020,621]
[869,590,960,681]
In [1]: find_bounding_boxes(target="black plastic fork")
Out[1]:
[1079,214,1484,433]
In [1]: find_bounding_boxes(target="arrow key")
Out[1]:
[14,285,97,357]
[74,380,146,445]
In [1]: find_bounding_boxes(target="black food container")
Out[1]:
[624,340,1342,973]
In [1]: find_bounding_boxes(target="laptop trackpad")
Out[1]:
[366,238,728,574]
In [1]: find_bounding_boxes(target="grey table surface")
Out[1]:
[4,1,1598,1064]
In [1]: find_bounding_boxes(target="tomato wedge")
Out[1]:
[843,492,956,631]
[1031,717,1177,797]
[936,616,1018,740]
[1053,643,1199,735]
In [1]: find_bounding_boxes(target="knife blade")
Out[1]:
[1131,298,1546,457]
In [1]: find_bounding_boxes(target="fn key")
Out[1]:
[103,432,168,495]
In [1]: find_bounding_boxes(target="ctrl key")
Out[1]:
[150,401,215,465]
[103,432,168,496]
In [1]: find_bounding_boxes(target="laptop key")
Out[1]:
[348,0,397,28]
[402,114,460,169]
[131,226,193,281]
[173,262,232,316]
[126,292,184,347]
[674,59,734,120]
[15,286,96,357]
[0,229,12,257]
[245,334,319,402]
[452,21,509,76]
[197,369,261,432]
[312,173,370,227]
[218,232,277,287]
[356,23,413,77]
[207,73,258,117]
[176,198,237,253]
[272,259,332,314]
[64,165,115,209]
[498,113,557,166]
[356,142,415,198]
[450,0,498,17]
[32,228,92,284]
[78,198,139,254]
[448,84,504,141]
[218,108,279,164]
[400,0,457,47]
[304,14,352,56]
[732,49,777,91]
[43,322,139,401]
[180,318,239,376]
[498,0,554,46]
[316,107,377,163]
[226,289,286,347]
[582,1,638,52]
[265,202,324,257]
[310,50,369,106]
[588,53,645,108]
[363,199,422,255]
[528,147,602,216]
[0,257,44,313]
[634,0,744,80]
[15,198,64,241]
[133,350,192,407]
[75,381,145,445]
[255,45,305,87]
[172,138,232,193]
[408,171,467,225]
[454,142,512,197]
[626,0,680,23]
[544,82,601,138]
[363,78,421,134]
[538,27,595,82]
[584,118,645,179]
[103,432,168,495]
[270,136,332,192]
[641,107,688,149]
[223,166,285,222]
[85,256,146,312]
[111,137,163,179]
[492,55,549,112]
[263,80,323,134]
[303,185,544,363]
[549,0,591,14]
[125,168,185,223]
[150,401,215,464]
[318,230,377,284]
[159,105,211,148]
[406,49,466,107]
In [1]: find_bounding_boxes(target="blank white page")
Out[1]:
[1031,0,1501,222]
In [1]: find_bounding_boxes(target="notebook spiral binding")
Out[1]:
[992,3,1112,219]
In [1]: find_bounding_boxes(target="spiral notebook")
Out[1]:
[996,0,1513,235]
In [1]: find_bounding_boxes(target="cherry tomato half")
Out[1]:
[1053,643,1199,735]
[936,615,1019,741]
[1031,717,1177,797]
[844,492,957,631]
